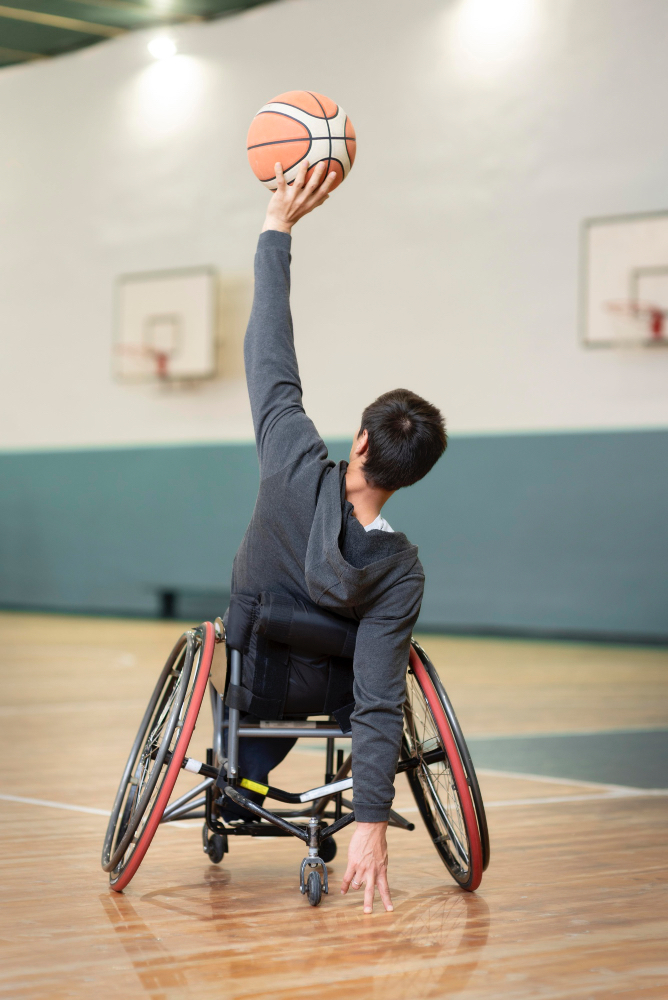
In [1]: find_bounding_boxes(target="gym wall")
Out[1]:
[1,0,667,639]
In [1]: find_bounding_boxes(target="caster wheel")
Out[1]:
[307,870,322,907]
[319,838,337,863]
[206,832,228,864]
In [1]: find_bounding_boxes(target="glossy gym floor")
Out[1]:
[1,612,666,999]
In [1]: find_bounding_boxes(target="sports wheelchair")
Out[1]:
[101,617,490,906]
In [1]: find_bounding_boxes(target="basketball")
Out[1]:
[247,90,356,191]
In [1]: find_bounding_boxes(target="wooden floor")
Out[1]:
[1,613,667,999]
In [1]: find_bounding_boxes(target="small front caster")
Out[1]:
[300,855,328,904]
[307,870,322,906]
[202,823,228,864]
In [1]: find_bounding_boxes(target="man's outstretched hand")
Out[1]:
[262,160,337,234]
[341,821,394,914]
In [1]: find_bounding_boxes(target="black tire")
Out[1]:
[402,641,488,891]
[412,640,490,872]
[101,623,215,891]
[206,833,228,864]
[319,838,337,863]
[307,870,322,906]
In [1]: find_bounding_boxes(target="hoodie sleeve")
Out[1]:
[350,576,423,823]
[244,230,328,480]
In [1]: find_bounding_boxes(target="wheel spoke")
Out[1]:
[403,669,471,878]
[104,640,197,876]
[420,763,469,865]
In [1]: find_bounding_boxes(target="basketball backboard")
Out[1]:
[115,266,217,382]
[581,210,668,348]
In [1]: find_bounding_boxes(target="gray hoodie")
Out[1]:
[231,230,424,823]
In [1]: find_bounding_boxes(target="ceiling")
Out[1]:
[0,0,274,68]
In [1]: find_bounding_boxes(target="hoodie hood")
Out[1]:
[305,461,423,613]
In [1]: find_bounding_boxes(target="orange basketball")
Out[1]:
[247,90,356,191]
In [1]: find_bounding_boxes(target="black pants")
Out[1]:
[221,654,331,821]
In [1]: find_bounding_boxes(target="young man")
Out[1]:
[226,160,446,913]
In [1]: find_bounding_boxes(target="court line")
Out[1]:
[2,782,667,823]
[475,766,661,793]
[467,725,668,740]
[392,785,668,813]
[484,789,668,808]
[0,700,146,717]
[376,785,668,814]
[0,793,197,828]
[0,793,110,816]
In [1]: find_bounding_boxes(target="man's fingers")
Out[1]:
[340,863,356,895]
[376,870,394,912]
[292,159,308,192]
[305,161,327,191]
[274,162,287,193]
[342,867,394,912]
[318,170,338,196]
[308,172,337,210]
[363,877,375,914]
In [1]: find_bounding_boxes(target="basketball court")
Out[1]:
[1,0,668,996]
[1,613,666,998]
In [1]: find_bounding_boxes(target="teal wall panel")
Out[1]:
[0,445,260,616]
[384,429,668,639]
[0,430,667,639]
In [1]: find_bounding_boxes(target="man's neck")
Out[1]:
[345,462,394,528]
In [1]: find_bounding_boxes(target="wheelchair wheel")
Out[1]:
[101,622,215,891]
[318,837,337,863]
[402,641,488,892]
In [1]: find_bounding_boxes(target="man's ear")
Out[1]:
[354,428,369,457]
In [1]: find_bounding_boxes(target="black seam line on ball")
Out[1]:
[308,92,333,176]
[248,136,355,150]
[260,99,338,120]
[259,145,312,182]
[253,110,313,139]
[343,114,354,170]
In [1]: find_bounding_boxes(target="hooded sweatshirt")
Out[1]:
[231,229,425,823]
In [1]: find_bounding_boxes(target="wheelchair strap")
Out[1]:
[331,700,354,735]
[256,592,358,658]
[224,592,357,722]
[225,594,260,653]
[323,656,354,719]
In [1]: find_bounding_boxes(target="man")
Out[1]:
[225,160,447,913]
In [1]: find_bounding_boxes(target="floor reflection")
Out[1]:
[271,886,491,999]
[103,867,490,1000]
[140,866,233,922]
[100,891,189,999]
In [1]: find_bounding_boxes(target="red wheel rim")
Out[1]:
[110,622,215,892]
[409,646,483,891]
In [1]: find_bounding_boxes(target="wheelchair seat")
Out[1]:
[223,592,358,730]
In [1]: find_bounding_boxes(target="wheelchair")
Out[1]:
[101,617,490,905]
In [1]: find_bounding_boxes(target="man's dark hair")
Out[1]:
[359,388,447,491]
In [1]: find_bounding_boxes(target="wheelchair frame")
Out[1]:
[102,618,490,905]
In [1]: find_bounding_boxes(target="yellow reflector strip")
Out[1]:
[239,778,269,795]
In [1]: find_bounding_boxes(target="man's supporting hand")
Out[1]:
[341,821,394,914]
[262,160,337,234]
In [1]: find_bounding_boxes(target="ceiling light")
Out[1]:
[148,36,177,60]
[454,0,536,60]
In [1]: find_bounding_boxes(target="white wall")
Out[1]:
[1,0,668,451]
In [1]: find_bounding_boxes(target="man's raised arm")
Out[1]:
[245,161,338,480]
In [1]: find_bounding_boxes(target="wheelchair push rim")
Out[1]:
[101,621,215,891]
[403,643,486,891]
[413,642,490,873]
